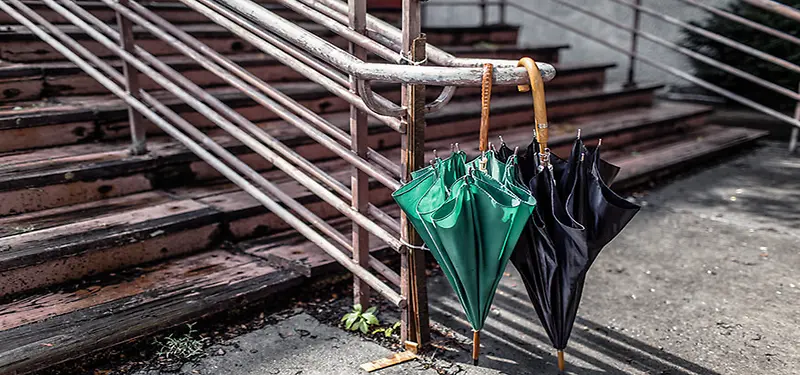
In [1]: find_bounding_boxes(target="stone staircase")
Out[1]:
[0,2,768,373]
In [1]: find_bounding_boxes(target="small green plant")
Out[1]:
[341,304,380,334]
[154,323,208,360]
[372,321,401,338]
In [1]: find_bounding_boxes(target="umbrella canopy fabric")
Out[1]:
[498,137,640,350]
[393,150,537,331]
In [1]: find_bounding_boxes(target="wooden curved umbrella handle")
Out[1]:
[479,63,493,153]
[517,57,549,160]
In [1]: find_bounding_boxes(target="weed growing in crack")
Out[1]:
[154,323,208,361]
[341,304,380,334]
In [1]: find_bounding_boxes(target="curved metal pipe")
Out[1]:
[217,0,556,85]
[185,0,404,131]
[302,0,556,80]
[425,86,458,113]
[358,80,406,117]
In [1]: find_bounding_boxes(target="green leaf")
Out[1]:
[362,313,379,326]
[359,320,369,334]
[353,304,362,313]
[392,322,401,329]
[365,306,377,315]
[341,313,352,323]
[345,314,358,330]
[372,328,385,335]
[385,328,393,337]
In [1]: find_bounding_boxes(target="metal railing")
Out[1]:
[0,0,556,351]
[427,0,800,153]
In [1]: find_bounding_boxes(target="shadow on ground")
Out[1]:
[426,142,799,375]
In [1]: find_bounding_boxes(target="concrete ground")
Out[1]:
[142,142,799,375]
[429,142,800,375]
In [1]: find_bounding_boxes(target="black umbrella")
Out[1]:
[502,58,641,372]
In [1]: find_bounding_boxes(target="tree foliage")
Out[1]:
[679,0,800,111]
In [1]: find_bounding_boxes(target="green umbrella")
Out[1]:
[394,149,536,364]
[393,62,536,366]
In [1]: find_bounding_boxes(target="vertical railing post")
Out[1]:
[480,0,488,26]
[499,0,507,25]
[116,0,146,155]
[625,0,642,88]
[400,0,430,353]
[790,83,799,154]
[349,0,371,308]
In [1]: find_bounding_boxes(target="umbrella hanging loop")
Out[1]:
[517,57,551,169]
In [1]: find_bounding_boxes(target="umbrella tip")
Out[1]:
[498,135,504,144]
[557,350,565,372]
[597,138,603,147]
[472,330,481,367]
[576,129,581,139]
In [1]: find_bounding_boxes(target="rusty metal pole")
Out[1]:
[790,83,799,154]
[624,0,642,88]
[116,0,146,155]
[349,0,371,308]
[400,0,430,353]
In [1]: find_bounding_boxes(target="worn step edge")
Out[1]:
[0,1,355,24]
[0,23,518,62]
[0,77,646,160]
[0,93,686,219]
[0,63,614,131]
[0,45,570,81]
[0,46,572,102]
[613,126,769,189]
[0,159,392,296]
[0,102,704,293]
[0,248,302,375]
[0,83,661,189]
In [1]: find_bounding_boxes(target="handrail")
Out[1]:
[2,0,564,352]
[674,0,800,47]
[546,0,800,102]
[741,0,800,23]
[305,0,530,70]
[0,0,406,306]
[503,2,800,129]
[184,0,406,131]
[606,0,800,75]
[216,0,556,86]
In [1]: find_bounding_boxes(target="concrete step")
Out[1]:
[0,22,519,62]
[0,83,668,216]
[0,0,404,25]
[612,125,769,189]
[0,0,347,24]
[0,156,391,296]
[0,71,629,154]
[0,101,710,298]
[0,46,572,102]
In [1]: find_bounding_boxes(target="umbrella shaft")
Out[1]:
[472,330,481,366]
[557,350,565,372]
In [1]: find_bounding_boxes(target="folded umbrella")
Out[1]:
[393,64,536,365]
[502,58,641,372]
